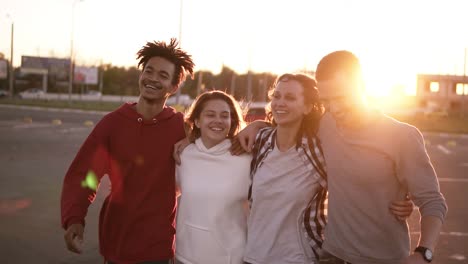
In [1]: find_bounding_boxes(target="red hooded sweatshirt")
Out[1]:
[61,102,185,263]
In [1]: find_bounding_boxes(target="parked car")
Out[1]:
[86,90,102,96]
[0,90,10,98]
[245,102,267,122]
[166,94,193,107]
[18,88,45,99]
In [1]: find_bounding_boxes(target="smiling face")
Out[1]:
[315,50,368,128]
[270,79,311,128]
[138,56,177,102]
[317,70,365,127]
[194,99,232,149]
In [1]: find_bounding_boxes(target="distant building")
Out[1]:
[417,74,468,111]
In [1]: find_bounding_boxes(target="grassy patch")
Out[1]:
[0,98,187,114]
[0,98,121,112]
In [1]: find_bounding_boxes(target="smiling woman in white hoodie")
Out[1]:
[175,91,251,264]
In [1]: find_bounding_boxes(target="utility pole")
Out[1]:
[463,47,467,118]
[69,0,84,103]
[230,73,236,98]
[246,70,252,101]
[196,71,203,96]
[175,0,183,105]
[99,60,103,93]
[6,14,14,98]
[9,18,14,98]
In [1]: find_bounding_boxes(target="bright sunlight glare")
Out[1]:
[0,0,467,105]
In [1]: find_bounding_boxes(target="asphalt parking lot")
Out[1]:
[0,105,467,264]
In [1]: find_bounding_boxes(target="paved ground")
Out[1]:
[0,104,467,264]
[0,105,108,263]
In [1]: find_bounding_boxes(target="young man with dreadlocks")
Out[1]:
[61,38,194,264]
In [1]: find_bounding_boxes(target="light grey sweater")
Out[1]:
[318,112,447,264]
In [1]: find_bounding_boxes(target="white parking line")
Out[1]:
[449,254,466,261]
[438,178,468,183]
[0,104,107,115]
[437,144,451,155]
[59,127,90,133]
[411,231,468,237]
[13,123,55,129]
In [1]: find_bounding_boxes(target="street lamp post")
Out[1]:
[69,0,84,102]
[175,0,183,105]
[463,47,467,118]
[5,14,14,98]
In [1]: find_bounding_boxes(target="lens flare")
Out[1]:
[83,121,94,127]
[52,119,62,125]
[135,155,144,166]
[81,170,98,191]
[0,198,32,215]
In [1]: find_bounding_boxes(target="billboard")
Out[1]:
[21,56,70,81]
[74,66,98,85]
[0,59,7,79]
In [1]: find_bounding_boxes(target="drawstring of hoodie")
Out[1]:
[137,116,159,138]
[137,117,144,137]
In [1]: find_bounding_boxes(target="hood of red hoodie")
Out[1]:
[116,102,180,125]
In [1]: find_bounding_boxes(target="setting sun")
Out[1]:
[1,0,467,102]
[361,57,418,98]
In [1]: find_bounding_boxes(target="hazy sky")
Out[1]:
[1,0,467,95]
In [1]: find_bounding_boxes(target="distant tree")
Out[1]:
[214,66,236,93]
[102,65,137,95]
[98,64,277,100]
[124,67,139,95]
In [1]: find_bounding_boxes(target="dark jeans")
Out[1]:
[107,260,173,264]
[319,254,353,264]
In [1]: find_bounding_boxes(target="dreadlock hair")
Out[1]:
[136,38,195,87]
[265,73,326,179]
[185,90,246,143]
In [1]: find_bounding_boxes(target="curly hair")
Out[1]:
[136,38,195,86]
[185,90,245,143]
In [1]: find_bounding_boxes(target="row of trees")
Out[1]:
[101,65,280,102]
[10,64,306,102]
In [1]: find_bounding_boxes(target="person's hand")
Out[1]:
[390,195,414,221]
[173,137,190,165]
[230,121,269,155]
[400,252,428,264]
[64,223,84,254]
[230,136,247,156]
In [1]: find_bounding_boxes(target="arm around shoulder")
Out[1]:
[234,120,270,153]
